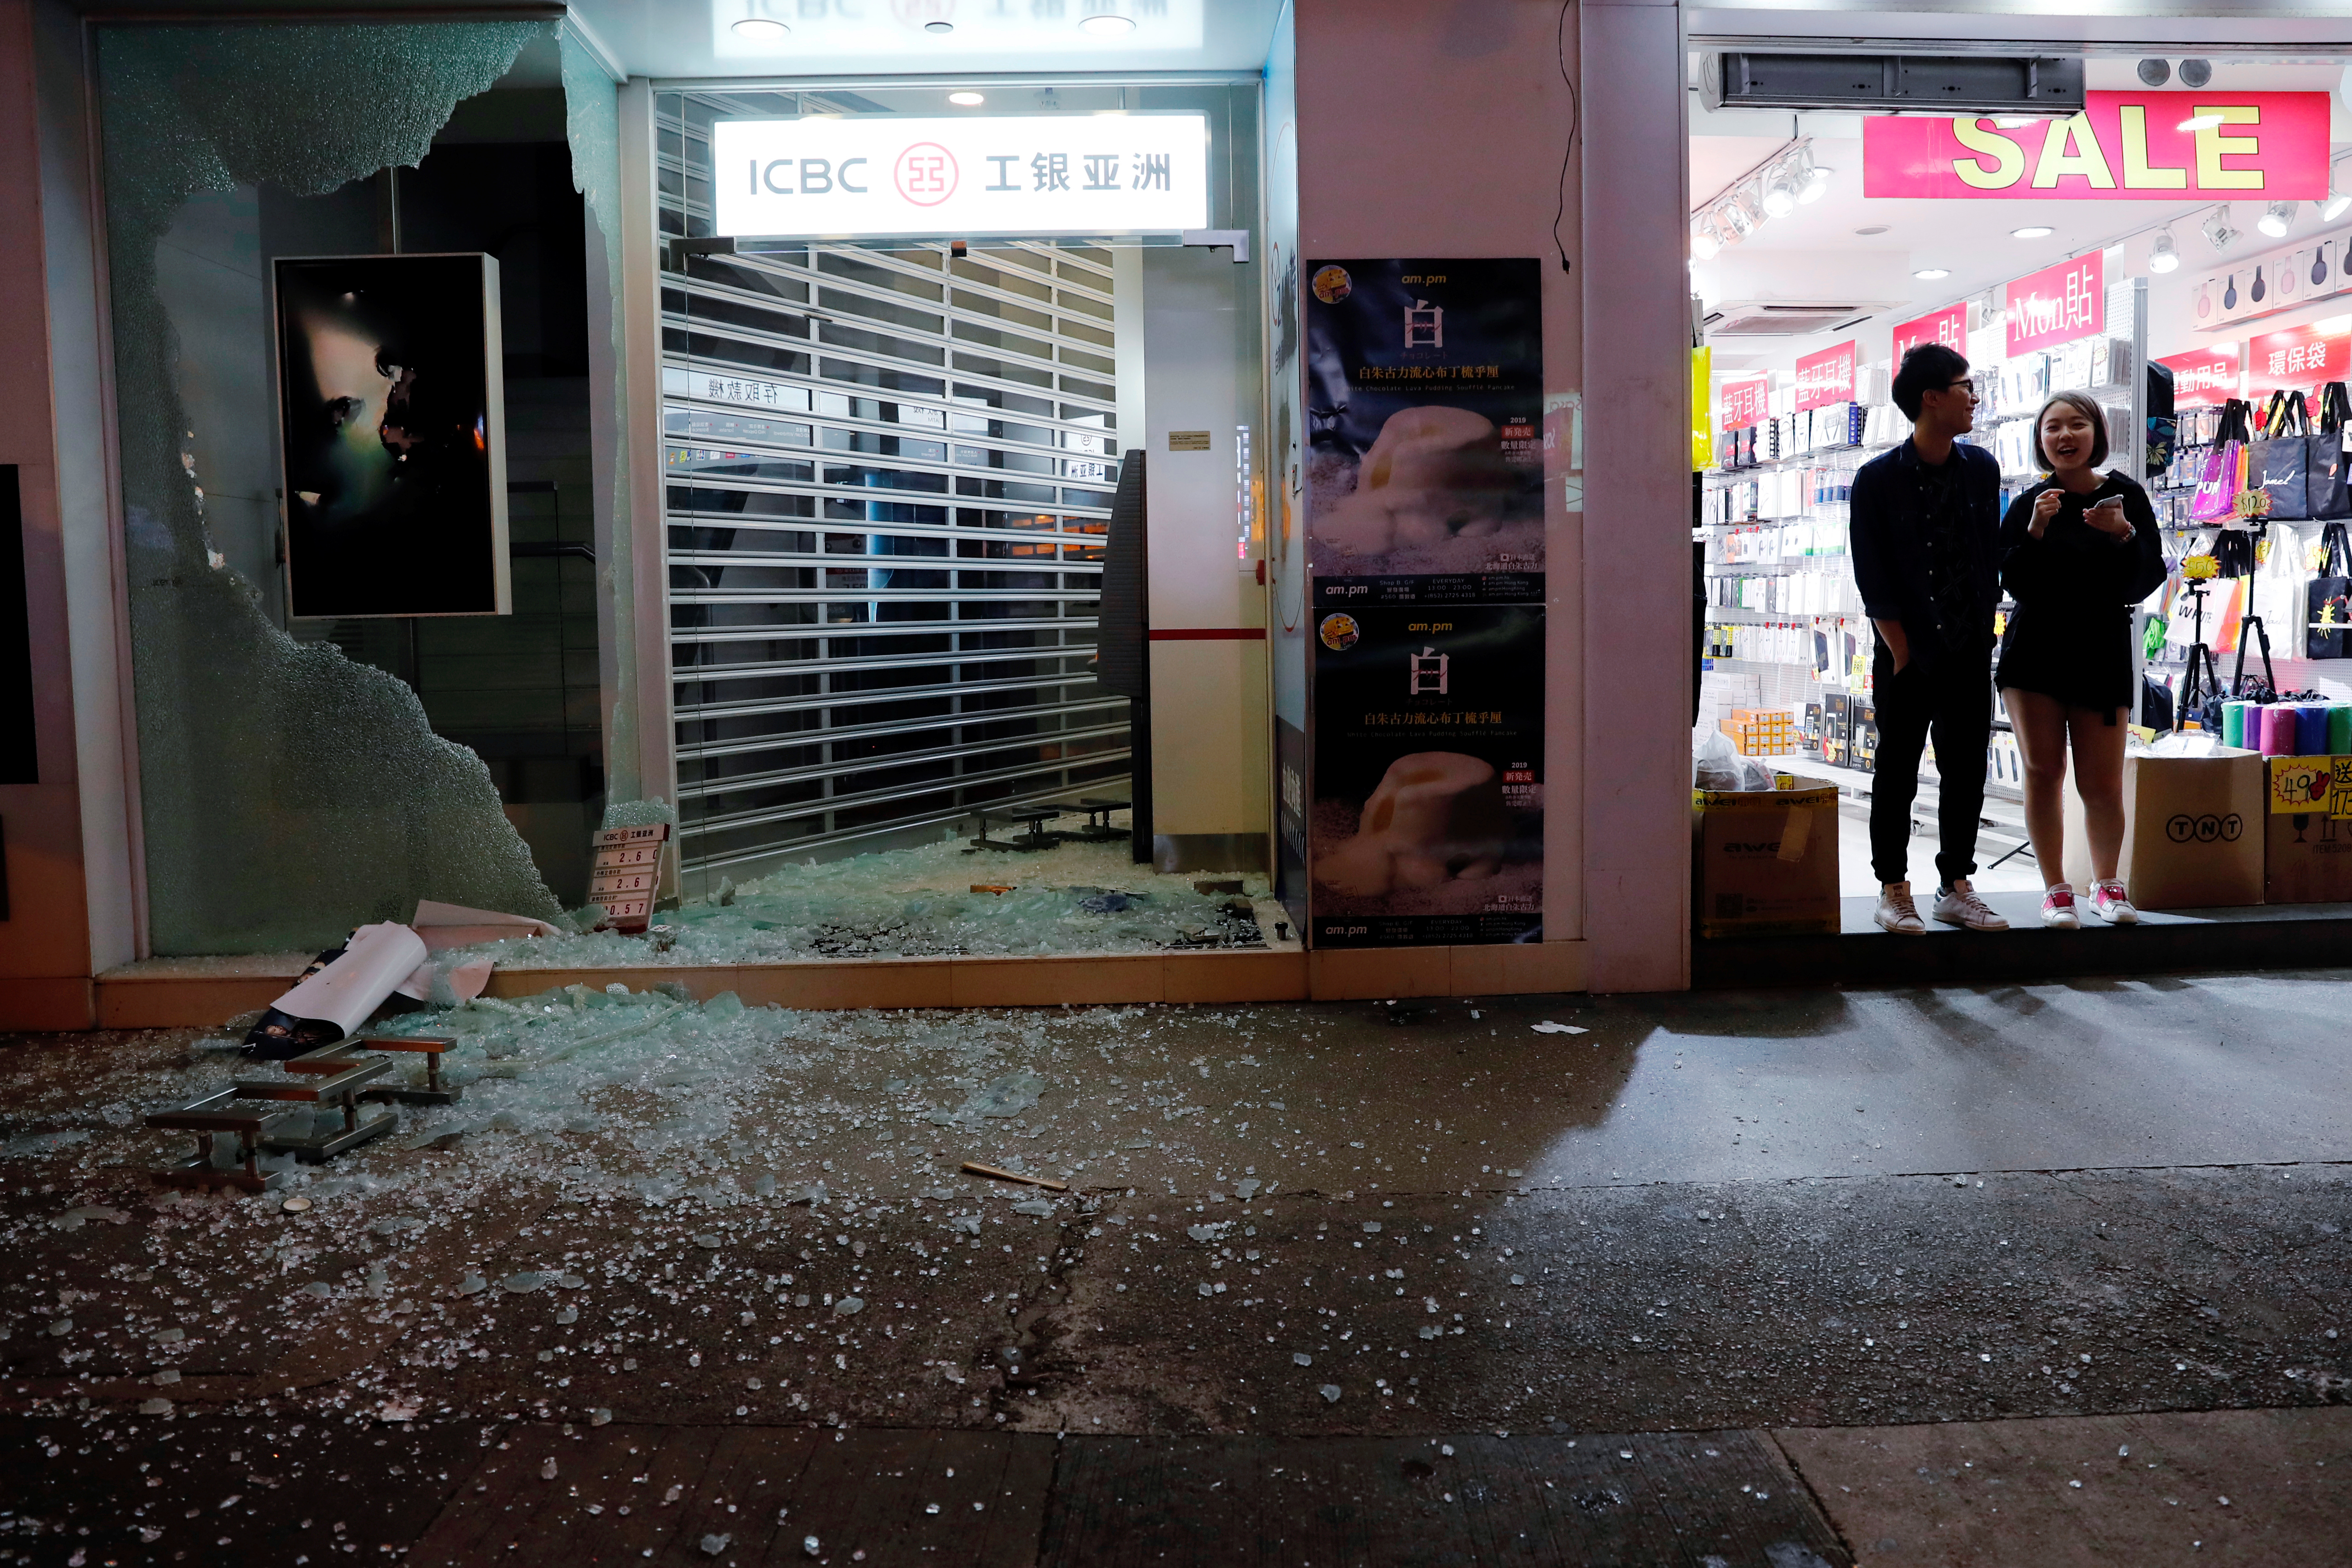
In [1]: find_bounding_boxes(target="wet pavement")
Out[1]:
[2,975,2349,1565]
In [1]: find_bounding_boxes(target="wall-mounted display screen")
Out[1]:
[275,252,509,619]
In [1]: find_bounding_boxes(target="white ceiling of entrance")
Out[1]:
[1690,57,2352,371]
[568,0,1285,78]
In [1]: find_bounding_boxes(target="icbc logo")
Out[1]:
[894,142,958,206]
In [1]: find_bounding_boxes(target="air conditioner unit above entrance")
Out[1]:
[1705,301,1897,338]
[1704,52,2083,116]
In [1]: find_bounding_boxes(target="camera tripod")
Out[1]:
[2176,574,2277,728]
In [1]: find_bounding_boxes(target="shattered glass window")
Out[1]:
[96,21,578,951]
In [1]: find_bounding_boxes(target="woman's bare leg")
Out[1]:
[2003,688,2072,885]
[2068,706,2131,884]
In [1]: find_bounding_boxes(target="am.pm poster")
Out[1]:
[1303,257,1544,585]
[1308,603,1544,948]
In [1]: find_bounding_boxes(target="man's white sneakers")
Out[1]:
[1933,880,2011,931]
[1873,882,1926,935]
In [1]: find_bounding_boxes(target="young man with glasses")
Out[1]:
[1847,343,2009,935]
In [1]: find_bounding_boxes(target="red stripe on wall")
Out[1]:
[1147,628,1266,641]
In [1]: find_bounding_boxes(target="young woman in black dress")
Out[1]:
[1996,392,2169,929]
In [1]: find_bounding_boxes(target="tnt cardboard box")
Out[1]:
[1692,775,1840,938]
[2061,747,2265,910]
[2263,756,2352,904]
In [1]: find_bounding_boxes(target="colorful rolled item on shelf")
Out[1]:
[2261,703,2299,756]
[2331,704,2352,755]
[2222,701,2250,748]
[2297,703,2332,756]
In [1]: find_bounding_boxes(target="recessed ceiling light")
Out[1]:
[1913,267,1951,280]
[1078,14,1136,36]
[924,19,953,32]
[2012,225,2055,240]
[731,17,788,40]
[948,91,986,106]
[1854,225,1890,237]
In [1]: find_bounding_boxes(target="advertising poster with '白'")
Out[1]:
[1308,603,1545,949]
[1303,257,1543,594]
[1303,258,1547,950]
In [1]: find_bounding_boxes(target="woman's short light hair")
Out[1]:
[2032,391,2109,471]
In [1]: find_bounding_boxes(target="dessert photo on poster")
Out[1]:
[1303,257,1544,580]
[1689,50,2352,932]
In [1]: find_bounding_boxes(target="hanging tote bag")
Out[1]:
[2312,381,2352,521]
[2307,521,2352,659]
[2255,389,2313,521]
[2191,398,2254,521]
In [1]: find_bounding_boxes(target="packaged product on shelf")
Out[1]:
[1822,692,1851,767]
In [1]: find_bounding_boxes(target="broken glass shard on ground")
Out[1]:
[447,837,1273,966]
[958,1068,1046,1120]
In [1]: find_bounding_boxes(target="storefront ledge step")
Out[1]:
[1697,896,2352,988]
[86,941,1588,1029]
[0,976,99,1030]
[94,953,312,1029]
[1307,941,1586,1001]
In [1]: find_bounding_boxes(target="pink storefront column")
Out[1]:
[1293,0,1691,991]
[0,0,105,1025]
[1578,0,1692,990]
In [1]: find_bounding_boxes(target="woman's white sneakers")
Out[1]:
[2042,881,2138,927]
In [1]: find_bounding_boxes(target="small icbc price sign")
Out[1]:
[589,823,671,933]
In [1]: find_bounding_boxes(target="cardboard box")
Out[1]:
[2061,747,2265,910]
[2264,755,2352,904]
[1692,776,1841,938]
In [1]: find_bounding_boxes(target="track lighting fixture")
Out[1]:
[2203,205,2240,253]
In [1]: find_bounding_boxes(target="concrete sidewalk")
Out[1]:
[2,975,2347,1564]
[6,1408,2342,1564]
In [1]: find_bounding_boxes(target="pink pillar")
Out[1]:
[0,0,99,1025]
[1295,0,1692,990]
[1578,0,1692,990]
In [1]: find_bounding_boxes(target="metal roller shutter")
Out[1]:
[657,90,1131,878]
